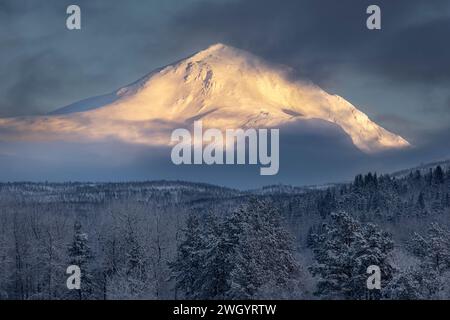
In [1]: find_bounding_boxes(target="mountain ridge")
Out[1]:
[0,43,409,153]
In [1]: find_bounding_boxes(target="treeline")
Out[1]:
[0,181,240,205]
[0,165,449,299]
[267,165,450,222]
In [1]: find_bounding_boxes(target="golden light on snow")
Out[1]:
[0,43,409,153]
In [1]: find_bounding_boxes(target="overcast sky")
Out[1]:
[0,0,449,168]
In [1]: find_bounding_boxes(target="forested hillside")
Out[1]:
[0,162,449,299]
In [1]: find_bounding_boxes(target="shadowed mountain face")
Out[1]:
[0,44,416,186]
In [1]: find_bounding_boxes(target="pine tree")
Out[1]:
[417,192,426,210]
[400,223,450,299]
[317,190,336,218]
[306,226,318,248]
[197,212,230,299]
[409,223,450,274]
[309,211,394,299]
[225,200,300,299]
[171,200,301,300]
[123,221,147,297]
[170,213,205,299]
[426,169,433,186]
[384,267,440,300]
[433,166,444,184]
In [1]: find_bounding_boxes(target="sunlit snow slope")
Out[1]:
[0,43,409,153]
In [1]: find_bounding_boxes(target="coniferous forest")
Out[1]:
[0,162,449,300]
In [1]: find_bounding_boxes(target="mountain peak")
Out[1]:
[188,43,252,62]
[196,43,235,55]
[0,44,410,153]
[203,43,229,52]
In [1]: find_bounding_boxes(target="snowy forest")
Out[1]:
[0,161,449,300]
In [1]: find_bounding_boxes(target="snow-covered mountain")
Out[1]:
[0,43,409,153]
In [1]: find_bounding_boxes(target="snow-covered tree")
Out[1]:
[196,212,231,300]
[170,213,205,299]
[171,200,301,300]
[225,200,301,299]
[392,222,450,299]
[121,219,148,297]
[384,267,440,300]
[309,211,394,299]
[408,222,450,274]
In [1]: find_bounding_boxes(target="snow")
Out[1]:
[0,43,409,153]
[49,93,120,115]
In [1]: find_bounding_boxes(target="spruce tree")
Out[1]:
[198,212,230,299]
[123,223,147,297]
[225,200,300,299]
[309,211,394,299]
[170,213,205,299]
[409,223,450,275]
[385,267,440,300]
[171,200,301,299]
[417,192,426,210]
[433,166,444,184]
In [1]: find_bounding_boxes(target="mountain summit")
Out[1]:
[0,43,409,153]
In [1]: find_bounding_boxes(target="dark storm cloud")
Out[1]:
[0,0,94,116]
[3,50,70,116]
[371,17,450,84]
[0,0,200,117]
[1,0,449,117]
[173,0,450,85]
